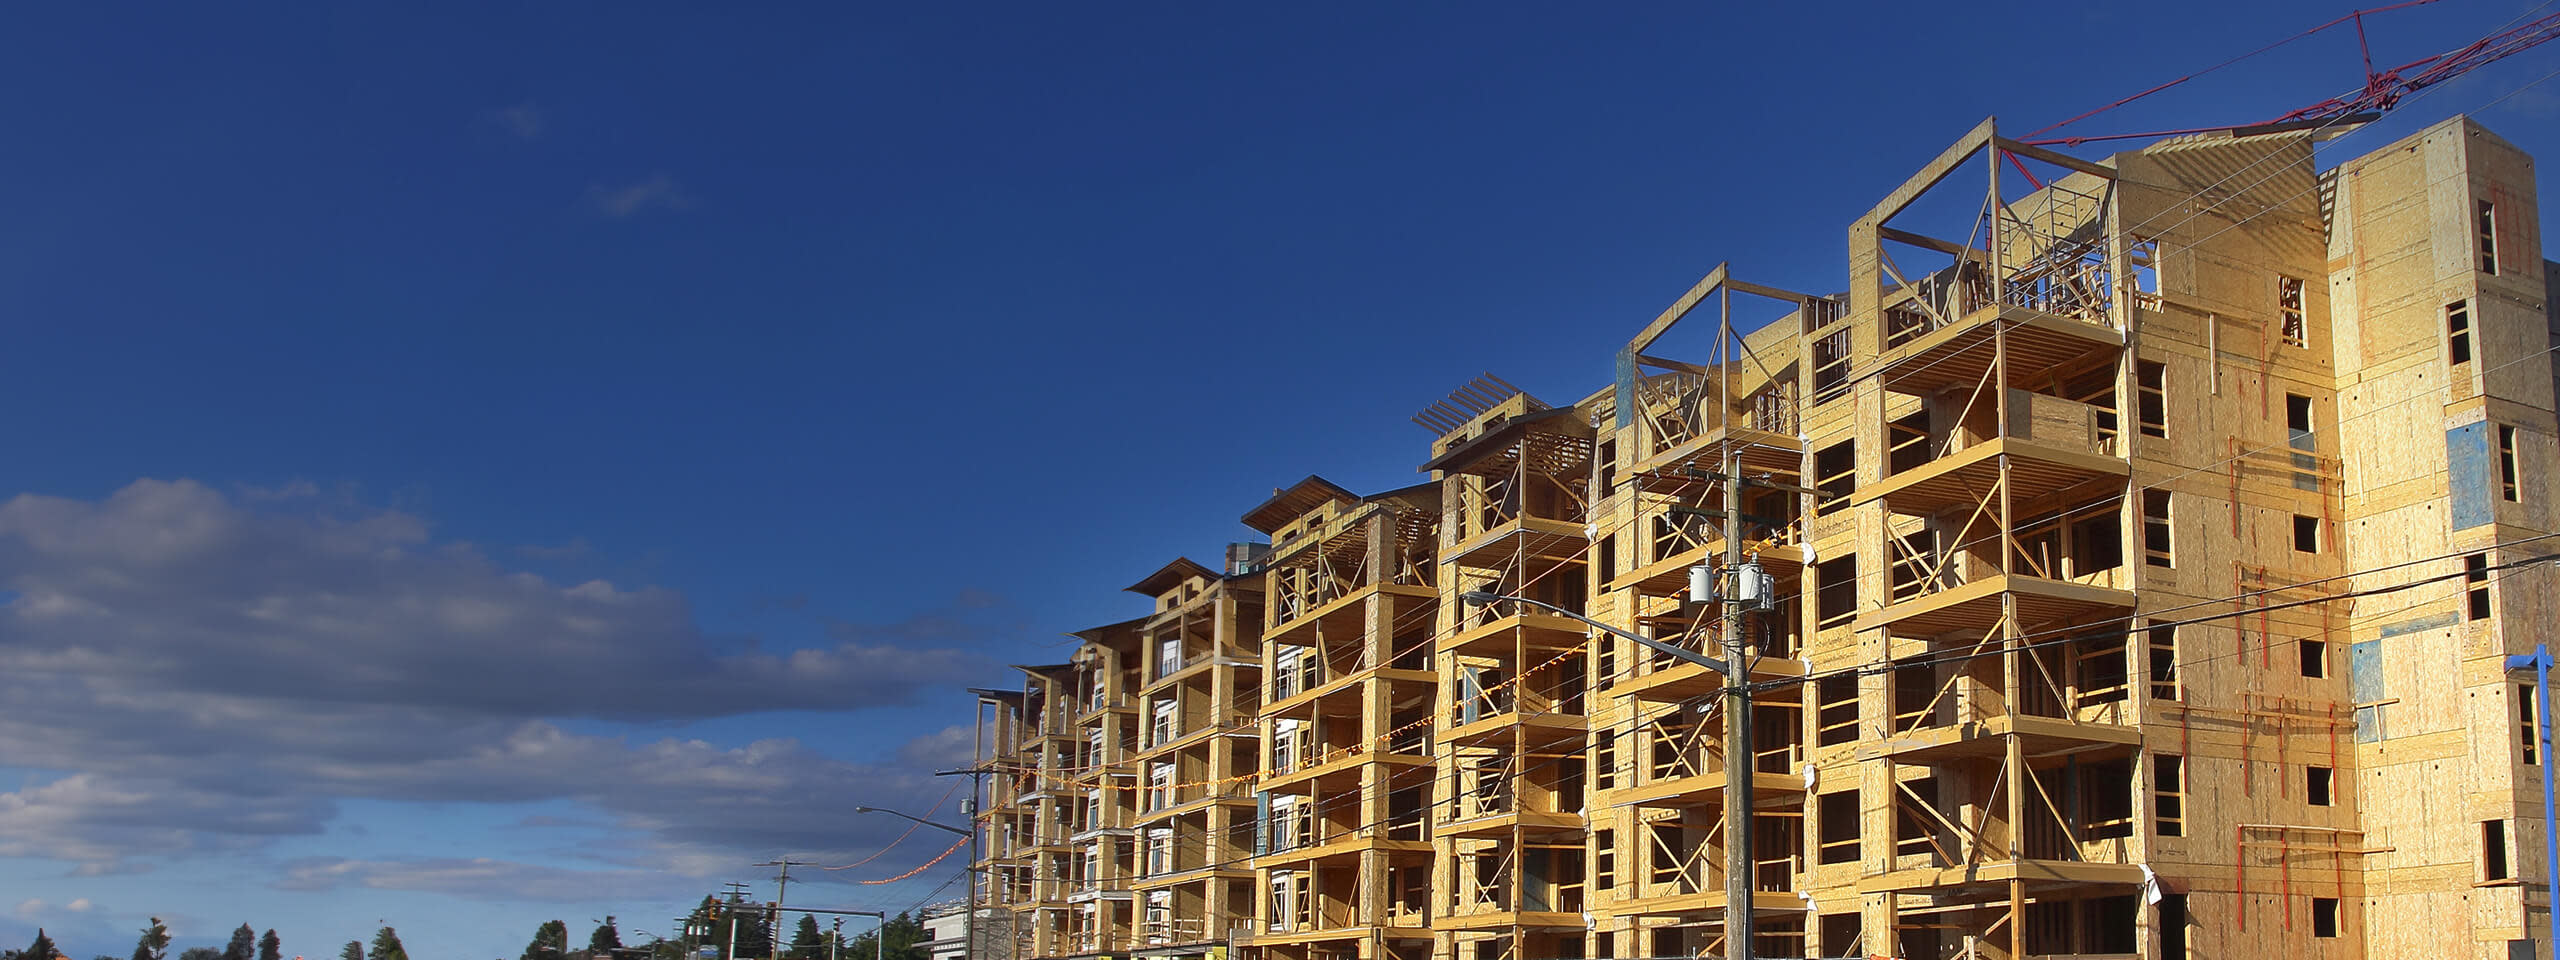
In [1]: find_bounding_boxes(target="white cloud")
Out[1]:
[494,102,544,140]
[589,175,687,218]
[0,480,994,882]
[277,857,688,903]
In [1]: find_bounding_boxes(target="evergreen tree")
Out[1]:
[177,949,220,960]
[258,931,280,960]
[339,942,361,960]
[222,926,255,960]
[26,929,58,960]
[588,919,623,953]
[842,913,928,960]
[787,916,823,960]
[131,918,171,960]
[366,927,406,960]
[521,921,569,960]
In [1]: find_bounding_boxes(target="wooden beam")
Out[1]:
[1629,263,1727,356]
[1865,116,1996,226]
[1877,226,1984,259]
[1634,354,1714,376]
[1722,278,1820,305]
[1993,137,2117,180]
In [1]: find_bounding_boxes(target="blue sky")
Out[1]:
[0,2,2553,958]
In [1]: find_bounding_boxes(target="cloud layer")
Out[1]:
[0,480,991,882]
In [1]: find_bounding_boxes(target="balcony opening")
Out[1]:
[1819,914,1863,959]
[2081,758,2135,840]
[1891,659,1935,734]
[1887,409,1932,475]
[1894,776,1942,859]
[2073,631,2130,708]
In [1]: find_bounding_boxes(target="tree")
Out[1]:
[175,950,219,960]
[339,942,360,960]
[26,929,58,960]
[222,926,255,960]
[842,913,928,960]
[521,921,569,960]
[366,927,406,960]
[257,932,279,960]
[132,918,171,960]
[787,916,823,960]
[589,919,623,954]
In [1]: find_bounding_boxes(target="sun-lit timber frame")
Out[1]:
[961,114,2560,960]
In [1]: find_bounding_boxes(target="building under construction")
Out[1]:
[964,113,2559,960]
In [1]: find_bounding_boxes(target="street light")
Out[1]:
[853,806,971,836]
[852,806,975,959]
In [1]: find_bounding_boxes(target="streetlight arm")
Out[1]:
[852,806,971,837]
[1458,590,1731,676]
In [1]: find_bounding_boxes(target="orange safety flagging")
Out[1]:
[2280,831,2294,931]
[859,831,972,885]
[2236,823,2249,932]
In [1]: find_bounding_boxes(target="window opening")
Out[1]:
[2449,300,2473,366]
[2136,361,2167,438]
[2155,754,2184,837]
[2278,276,2306,348]
[2142,489,2173,568]
[2499,425,2520,502]
[2469,553,2492,620]
[2479,199,2499,275]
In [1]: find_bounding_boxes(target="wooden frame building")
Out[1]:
[968,114,2557,960]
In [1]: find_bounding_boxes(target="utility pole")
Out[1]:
[1719,441,1754,960]
[722,883,752,960]
[758,858,811,960]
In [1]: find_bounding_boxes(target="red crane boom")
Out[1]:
[2025,1,2560,147]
